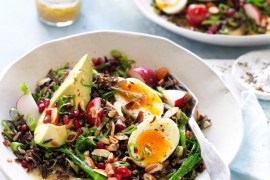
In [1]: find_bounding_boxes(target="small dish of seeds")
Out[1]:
[232,50,270,100]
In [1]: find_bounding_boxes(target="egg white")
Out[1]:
[155,0,188,15]
[114,78,164,121]
[128,117,180,167]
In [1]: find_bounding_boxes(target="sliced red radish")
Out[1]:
[128,67,158,88]
[16,94,40,119]
[162,90,186,107]
[243,3,262,25]
[87,97,105,126]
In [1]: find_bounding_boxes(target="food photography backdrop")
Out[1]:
[0,0,270,180]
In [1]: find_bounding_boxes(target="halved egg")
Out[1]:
[155,0,188,14]
[128,117,179,167]
[114,78,164,121]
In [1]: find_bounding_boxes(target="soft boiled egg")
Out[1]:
[128,117,179,167]
[155,0,188,14]
[114,78,164,121]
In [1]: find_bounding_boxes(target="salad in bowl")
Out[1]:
[153,0,270,35]
[1,50,211,179]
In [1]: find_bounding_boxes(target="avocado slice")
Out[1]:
[34,54,93,148]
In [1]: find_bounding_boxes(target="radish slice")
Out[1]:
[243,3,262,25]
[16,94,40,119]
[87,97,105,126]
[128,67,158,87]
[163,90,186,107]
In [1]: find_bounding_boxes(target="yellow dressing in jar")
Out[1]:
[36,0,81,26]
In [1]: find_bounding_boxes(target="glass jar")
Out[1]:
[36,0,81,27]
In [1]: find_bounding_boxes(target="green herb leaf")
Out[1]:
[20,83,30,95]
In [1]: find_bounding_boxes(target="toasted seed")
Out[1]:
[117,79,127,87]
[125,101,140,110]
[106,144,117,151]
[143,173,157,180]
[90,107,98,118]
[114,133,129,141]
[110,121,115,137]
[164,107,179,118]
[79,100,86,112]
[202,120,212,129]
[136,111,144,123]
[92,149,111,157]
[100,137,110,145]
[85,156,95,168]
[145,163,163,174]
[105,163,114,177]
[107,153,114,163]
[109,136,119,144]
[37,77,51,86]
[108,110,118,118]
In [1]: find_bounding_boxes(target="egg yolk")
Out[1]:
[155,0,179,9]
[118,81,162,115]
[136,129,171,165]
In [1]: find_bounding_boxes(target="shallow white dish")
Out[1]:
[232,50,270,100]
[0,31,243,179]
[134,0,270,46]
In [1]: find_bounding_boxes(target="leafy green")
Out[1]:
[26,113,37,131]
[169,153,202,179]
[20,83,30,95]
[10,142,23,152]
[247,0,266,7]
[111,49,135,78]
[75,136,96,160]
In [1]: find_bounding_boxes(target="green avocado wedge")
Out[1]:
[34,54,93,148]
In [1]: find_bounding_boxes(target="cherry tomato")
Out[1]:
[186,4,208,27]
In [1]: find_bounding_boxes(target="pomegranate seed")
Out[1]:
[97,162,105,169]
[120,143,127,150]
[92,58,104,66]
[116,167,128,174]
[45,109,52,115]
[115,173,122,180]
[43,115,51,124]
[97,142,104,149]
[66,104,73,109]
[63,115,70,124]
[74,110,80,118]
[227,8,236,16]
[21,124,28,132]
[208,25,219,34]
[38,99,44,105]
[115,120,126,132]
[130,163,137,170]
[38,103,45,113]
[80,112,85,119]
[77,128,83,137]
[21,160,30,169]
[43,99,50,107]
[67,134,75,141]
[68,112,74,118]
[74,119,80,129]
[122,169,132,178]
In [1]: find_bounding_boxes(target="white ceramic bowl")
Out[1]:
[134,0,270,46]
[0,31,243,179]
[232,50,270,100]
